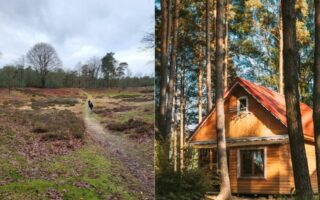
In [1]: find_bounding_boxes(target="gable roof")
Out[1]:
[189,77,314,141]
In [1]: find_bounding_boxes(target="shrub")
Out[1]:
[156,169,213,200]
[30,110,85,140]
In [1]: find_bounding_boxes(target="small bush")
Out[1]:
[32,123,49,133]
[29,110,85,140]
[156,169,213,200]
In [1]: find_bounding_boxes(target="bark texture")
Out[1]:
[282,0,313,198]
[279,0,284,95]
[223,0,228,91]
[314,0,320,193]
[166,0,180,137]
[173,58,178,172]
[159,0,168,139]
[215,0,231,199]
[198,24,204,124]
[180,48,185,172]
[206,0,213,112]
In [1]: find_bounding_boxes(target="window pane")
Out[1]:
[253,150,264,176]
[241,151,252,176]
[239,98,247,111]
[240,149,264,177]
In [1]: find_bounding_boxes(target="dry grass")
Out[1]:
[31,97,79,109]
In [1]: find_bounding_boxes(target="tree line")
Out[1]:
[156,0,320,199]
[0,42,153,90]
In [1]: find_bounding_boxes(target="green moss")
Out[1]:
[0,144,138,200]
[47,144,138,200]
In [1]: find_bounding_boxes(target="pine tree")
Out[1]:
[314,0,320,193]
[282,0,313,198]
[215,0,232,199]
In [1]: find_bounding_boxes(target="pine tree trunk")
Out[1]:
[215,0,231,199]
[223,0,228,91]
[314,0,320,193]
[167,0,172,54]
[180,48,185,172]
[282,0,313,198]
[166,0,180,136]
[198,24,203,124]
[279,0,284,95]
[206,0,213,112]
[173,58,178,172]
[159,0,168,139]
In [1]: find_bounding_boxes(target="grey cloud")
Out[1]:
[0,0,154,75]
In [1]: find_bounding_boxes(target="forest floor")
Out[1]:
[0,87,154,200]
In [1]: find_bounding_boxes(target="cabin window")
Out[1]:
[237,96,248,114]
[238,149,265,178]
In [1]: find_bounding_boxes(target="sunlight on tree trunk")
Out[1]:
[279,0,284,95]
[198,24,203,124]
[223,0,228,91]
[215,0,231,199]
[180,48,185,172]
[206,0,213,112]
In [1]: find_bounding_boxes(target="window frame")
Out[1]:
[237,96,249,115]
[237,147,267,179]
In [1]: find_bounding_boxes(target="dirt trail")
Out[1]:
[84,104,154,199]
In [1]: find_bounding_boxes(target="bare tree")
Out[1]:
[141,32,155,50]
[215,0,231,199]
[314,0,320,193]
[27,43,61,87]
[282,0,313,198]
[75,62,82,88]
[87,56,101,87]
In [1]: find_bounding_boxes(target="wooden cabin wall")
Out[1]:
[191,85,287,142]
[286,143,318,194]
[201,143,318,195]
[228,145,281,194]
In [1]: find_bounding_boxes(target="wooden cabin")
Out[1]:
[189,77,318,195]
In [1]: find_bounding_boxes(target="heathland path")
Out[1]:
[83,94,154,200]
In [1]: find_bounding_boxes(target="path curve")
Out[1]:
[84,108,154,199]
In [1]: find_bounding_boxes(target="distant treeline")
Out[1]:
[0,65,153,89]
[0,43,153,89]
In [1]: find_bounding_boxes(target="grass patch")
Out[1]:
[112,94,141,99]
[31,110,85,140]
[46,144,138,200]
[16,88,47,97]
[107,118,153,137]
[31,97,78,109]
[2,99,25,107]
[0,127,138,199]
[0,108,85,141]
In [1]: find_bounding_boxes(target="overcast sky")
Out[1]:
[0,0,154,75]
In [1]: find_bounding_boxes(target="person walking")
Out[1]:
[88,100,94,111]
